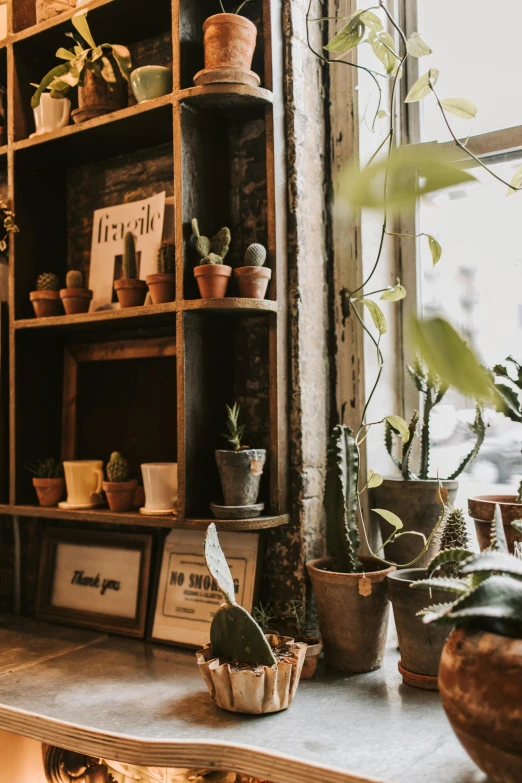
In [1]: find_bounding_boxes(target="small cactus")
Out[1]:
[122,231,137,279]
[106,452,130,483]
[221,402,245,451]
[192,219,231,265]
[243,243,266,267]
[66,270,83,289]
[36,273,60,292]
[158,241,175,274]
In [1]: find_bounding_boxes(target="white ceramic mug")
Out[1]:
[141,463,178,511]
[63,460,104,506]
[32,94,71,136]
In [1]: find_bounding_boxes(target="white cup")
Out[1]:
[141,463,178,511]
[63,460,104,507]
[32,94,71,136]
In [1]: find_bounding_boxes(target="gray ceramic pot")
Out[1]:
[215,448,266,506]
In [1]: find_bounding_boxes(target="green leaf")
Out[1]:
[367,470,384,489]
[507,164,522,197]
[377,109,389,119]
[410,316,494,401]
[30,63,70,108]
[72,11,96,49]
[461,551,522,579]
[385,415,410,442]
[324,10,365,53]
[56,47,75,60]
[406,32,432,57]
[372,508,403,530]
[360,10,383,33]
[369,30,397,74]
[360,299,387,334]
[381,283,406,301]
[426,548,474,577]
[111,43,132,80]
[440,98,478,120]
[405,68,439,103]
[427,234,442,265]
[412,576,470,593]
[100,55,117,84]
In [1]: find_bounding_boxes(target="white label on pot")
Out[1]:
[250,459,264,476]
[358,576,372,597]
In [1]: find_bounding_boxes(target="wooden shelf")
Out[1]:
[14,302,178,331]
[182,298,278,315]
[180,85,274,115]
[0,145,7,158]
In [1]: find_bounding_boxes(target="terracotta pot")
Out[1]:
[215,448,266,506]
[300,637,322,679]
[388,568,453,689]
[59,288,92,315]
[146,273,175,304]
[194,264,232,299]
[73,66,127,124]
[439,628,522,783]
[307,556,394,673]
[202,13,257,73]
[468,495,522,553]
[114,279,148,308]
[33,477,65,507]
[30,290,62,318]
[102,480,138,512]
[234,266,271,299]
[371,478,458,568]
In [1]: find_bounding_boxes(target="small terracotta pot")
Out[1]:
[102,479,138,512]
[468,495,522,553]
[30,290,62,318]
[114,279,148,308]
[146,273,175,304]
[60,288,93,315]
[234,266,271,299]
[300,637,323,679]
[307,556,394,673]
[194,264,232,299]
[33,477,65,507]
[439,628,522,783]
[202,13,257,72]
[73,66,127,124]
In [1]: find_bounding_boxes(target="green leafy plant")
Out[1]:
[192,219,231,265]
[36,273,60,291]
[218,0,252,14]
[26,457,62,479]
[122,231,137,279]
[221,402,246,451]
[158,241,175,274]
[31,12,132,109]
[66,270,83,288]
[493,356,522,501]
[106,452,130,483]
[242,243,266,267]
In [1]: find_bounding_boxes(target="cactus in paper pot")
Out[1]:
[123,231,137,278]
[65,270,83,289]
[242,243,266,267]
[192,219,231,265]
[158,241,175,274]
[106,452,130,483]
[37,273,60,291]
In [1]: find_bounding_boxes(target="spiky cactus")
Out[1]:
[158,241,175,274]
[66,270,83,289]
[205,523,276,666]
[36,273,60,291]
[106,452,130,483]
[192,219,231,265]
[221,402,245,451]
[243,243,266,267]
[324,425,362,573]
[429,507,472,578]
[123,231,137,279]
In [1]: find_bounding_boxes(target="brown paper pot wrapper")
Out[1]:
[196,635,307,714]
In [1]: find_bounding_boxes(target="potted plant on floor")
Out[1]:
[146,241,175,304]
[31,12,131,125]
[30,273,63,318]
[196,523,307,714]
[114,231,147,308]
[60,270,92,314]
[102,452,138,512]
[26,458,64,507]
[192,219,232,299]
[253,600,323,679]
[194,0,260,88]
[234,243,272,299]
[211,402,266,519]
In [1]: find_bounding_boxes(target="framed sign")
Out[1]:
[36,527,153,637]
[151,528,260,648]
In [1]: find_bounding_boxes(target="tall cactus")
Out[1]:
[158,241,175,274]
[192,219,231,265]
[324,425,362,573]
[123,231,137,279]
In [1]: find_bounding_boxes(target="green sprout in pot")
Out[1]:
[221,402,246,451]
[26,457,62,479]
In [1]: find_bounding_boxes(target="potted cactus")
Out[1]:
[114,231,148,308]
[146,241,175,304]
[26,458,64,507]
[196,523,307,714]
[30,273,63,318]
[234,243,271,299]
[212,402,266,519]
[192,219,232,299]
[59,270,92,315]
[102,452,138,512]
[254,600,323,680]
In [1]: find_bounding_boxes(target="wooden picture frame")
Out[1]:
[36,526,153,637]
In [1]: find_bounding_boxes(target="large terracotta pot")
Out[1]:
[439,627,522,783]
[468,495,522,553]
[203,13,257,71]
[371,478,458,568]
[307,556,394,673]
[73,66,127,124]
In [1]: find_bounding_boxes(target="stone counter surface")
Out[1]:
[0,616,487,783]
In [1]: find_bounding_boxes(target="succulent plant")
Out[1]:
[205,523,276,666]
[243,243,267,267]
[158,241,175,274]
[66,270,84,289]
[36,273,60,292]
[106,452,130,483]
[221,402,245,451]
[426,507,473,579]
[493,357,522,500]
[192,219,231,265]
[26,457,62,479]
[122,231,138,279]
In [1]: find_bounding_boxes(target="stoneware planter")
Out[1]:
[59,288,92,315]
[196,634,306,714]
[234,266,271,299]
[114,279,148,308]
[371,478,458,568]
[33,477,65,507]
[388,568,453,689]
[194,13,259,88]
[300,637,322,679]
[146,273,175,304]
[468,495,522,553]
[194,264,232,299]
[73,67,127,124]
[215,448,266,507]
[30,290,62,318]
[102,479,138,512]
[439,628,522,783]
[131,66,172,103]
[307,556,394,673]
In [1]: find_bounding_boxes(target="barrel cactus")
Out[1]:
[243,243,266,267]
[36,273,60,291]
[158,241,175,274]
[123,231,138,279]
[106,452,130,483]
[66,270,84,289]
[192,219,231,265]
